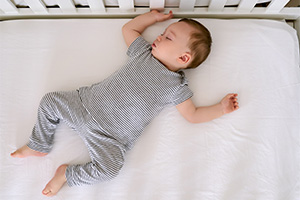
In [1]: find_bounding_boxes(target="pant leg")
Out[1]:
[65,117,126,187]
[28,90,125,186]
[27,91,87,153]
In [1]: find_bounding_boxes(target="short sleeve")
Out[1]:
[127,36,152,58]
[172,85,193,105]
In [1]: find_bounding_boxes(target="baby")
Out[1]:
[11,10,239,197]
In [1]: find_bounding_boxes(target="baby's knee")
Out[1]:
[94,160,123,181]
[39,92,60,109]
[40,92,55,105]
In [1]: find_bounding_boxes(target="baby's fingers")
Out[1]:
[233,99,239,110]
[165,10,173,19]
[152,10,173,22]
[229,93,238,98]
[159,10,173,21]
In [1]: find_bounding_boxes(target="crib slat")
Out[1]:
[208,0,227,11]
[87,0,105,13]
[0,0,18,14]
[237,0,258,12]
[118,0,134,12]
[179,0,196,11]
[150,0,165,10]
[267,0,290,12]
[23,0,47,13]
[56,0,76,13]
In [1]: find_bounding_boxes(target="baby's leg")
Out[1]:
[26,92,64,153]
[11,91,86,156]
[10,145,48,158]
[65,133,126,187]
[42,164,68,197]
[41,138,125,197]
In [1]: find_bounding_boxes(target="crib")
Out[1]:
[1,0,300,200]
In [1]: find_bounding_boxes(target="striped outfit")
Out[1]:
[27,36,193,186]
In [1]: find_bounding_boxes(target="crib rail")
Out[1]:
[0,0,300,20]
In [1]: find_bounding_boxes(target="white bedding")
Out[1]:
[0,18,299,200]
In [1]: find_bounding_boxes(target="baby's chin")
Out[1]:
[151,50,161,62]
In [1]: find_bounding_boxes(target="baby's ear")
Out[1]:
[177,52,192,67]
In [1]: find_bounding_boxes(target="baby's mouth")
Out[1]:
[152,42,156,48]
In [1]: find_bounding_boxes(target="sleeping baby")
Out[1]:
[11,10,239,197]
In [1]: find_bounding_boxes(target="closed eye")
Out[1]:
[160,32,172,41]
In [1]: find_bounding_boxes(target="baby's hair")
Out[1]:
[179,18,212,69]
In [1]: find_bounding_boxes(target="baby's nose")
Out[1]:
[157,35,162,41]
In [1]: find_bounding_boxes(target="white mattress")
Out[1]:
[0,18,299,200]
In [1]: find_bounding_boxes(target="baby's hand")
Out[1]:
[151,10,173,22]
[221,93,239,114]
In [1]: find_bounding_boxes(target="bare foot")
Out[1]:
[42,164,68,197]
[10,145,48,158]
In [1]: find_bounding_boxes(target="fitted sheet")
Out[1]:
[0,18,299,200]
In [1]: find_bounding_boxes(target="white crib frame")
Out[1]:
[1,0,300,44]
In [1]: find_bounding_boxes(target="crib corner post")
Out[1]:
[295,17,300,60]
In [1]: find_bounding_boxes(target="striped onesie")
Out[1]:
[27,36,193,186]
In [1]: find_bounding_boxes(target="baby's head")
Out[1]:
[151,19,212,71]
[179,18,212,69]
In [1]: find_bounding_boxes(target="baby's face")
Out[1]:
[151,21,194,71]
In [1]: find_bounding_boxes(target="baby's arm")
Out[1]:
[122,10,173,47]
[176,94,239,123]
